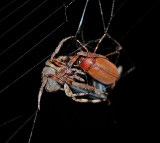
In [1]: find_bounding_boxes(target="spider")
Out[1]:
[38,55,108,110]
[38,32,122,110]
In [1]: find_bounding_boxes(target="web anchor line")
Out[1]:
[0,0,48,39]
[0,3,64,56]
[0,21,66,94]
[0,0,31,23]
[75,0,89,37]
[0,0,17,12]
[28,109,39,143]
[0,3,67,75]
[0,115,23,128]
[0,1,75,140]
[0,0,76,93]
[5,110,38,143]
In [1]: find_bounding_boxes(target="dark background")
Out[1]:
[0,0,158,142]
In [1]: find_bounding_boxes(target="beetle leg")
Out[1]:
[77,51,105,58]
[118,65,123,78]
[111,83,115,89]
[67,51,104,67]
[94,32,123,55]
[104,32,123,57]
[105,46,122,57]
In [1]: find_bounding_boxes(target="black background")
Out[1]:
[0,0,158,142]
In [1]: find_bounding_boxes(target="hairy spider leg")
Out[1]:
[71,81,108,99]
[64,83,106,103]
[38,76,48,110]
[49,36,89,68]
[50,36,73,60]
[52,59,65,67]
[38,73,66,110]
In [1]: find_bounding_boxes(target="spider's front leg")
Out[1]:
[45,60,60,70]
[46,56,68,70]
[50,36,73,60]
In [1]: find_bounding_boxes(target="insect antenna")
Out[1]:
[0,0,48,40]
[0,0,31,23]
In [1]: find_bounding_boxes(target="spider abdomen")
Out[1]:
[42,67,61,92]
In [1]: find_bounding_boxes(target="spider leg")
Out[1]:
[45,60,60,70]
[71,68,85,75]
[52,59,65,67]
[57,56,68,62]
[64,83,89,97]
[70,68,86,82]
[64,84,104,103]
[69,74,85,82]
[53,56,72,67]
[50,36,73,60]
[72,98,103,103]
[71,81,108,99]
[38,76,48,110]
[50,35,89,63]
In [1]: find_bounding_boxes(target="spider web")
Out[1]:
[0,0,158,142]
